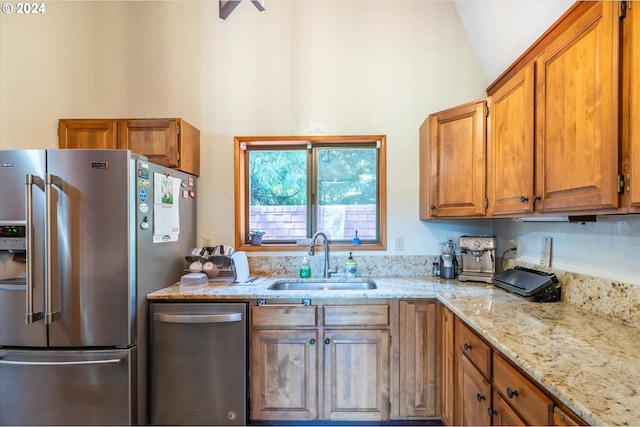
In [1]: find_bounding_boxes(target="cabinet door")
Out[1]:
[456,354,491,426]
[535,2,620,212]
[492,391,526,426]
[553,405,585,426]
[58,119,117,149]
[250,329,318,421]
[627,2,640,211]
[440,304,455,425]
[118,119,179,169]
[420,100,487,218]
[323,329,390,421]
[489,62,535,216]
[399,300,439,418]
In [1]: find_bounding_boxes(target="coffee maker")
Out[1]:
[458,235,496,283]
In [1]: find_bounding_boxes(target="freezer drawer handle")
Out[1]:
[154,312,242,324]
[0,358,123,366]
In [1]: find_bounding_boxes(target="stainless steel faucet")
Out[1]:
[308,232,337,278]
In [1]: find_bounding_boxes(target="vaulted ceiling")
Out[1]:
[454,0,575,84]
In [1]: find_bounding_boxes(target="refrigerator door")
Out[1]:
[0,150,47,347]
[0,348,134,426]
[45,150,134,347]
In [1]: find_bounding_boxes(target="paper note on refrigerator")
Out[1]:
[153,173,181,243]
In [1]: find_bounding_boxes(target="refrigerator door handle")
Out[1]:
[0,357,124,366]
[153,312,243,324]
[25,174,44,324]
[44,173,61,324]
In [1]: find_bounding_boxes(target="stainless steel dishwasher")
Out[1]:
[150,302,247,425]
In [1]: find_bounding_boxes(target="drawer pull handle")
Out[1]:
[463,343,472,351]
[309,339,315,345]
[325,338,331,345]
[507,388,519,399]
[476,393,486,402]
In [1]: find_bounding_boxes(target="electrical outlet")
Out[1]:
[395,236,404,251]
[508,239,518,253]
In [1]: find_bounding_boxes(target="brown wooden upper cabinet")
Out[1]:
[419,99,487,219]
[624,1,640,213]
[426,2,629,219]
[488,62,536,216]
[59,118,200,176]
[533,1,620,213]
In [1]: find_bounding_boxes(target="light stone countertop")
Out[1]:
[147,276,640,426]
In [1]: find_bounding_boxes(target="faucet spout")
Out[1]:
[309,232,336,278]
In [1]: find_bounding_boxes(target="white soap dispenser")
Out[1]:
[345,252,357,278]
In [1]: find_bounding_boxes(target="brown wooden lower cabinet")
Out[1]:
[399,300,440,418]
[250,299,442,423]
[440,304,455,425]
[442,302,586,426]
[323,329,390,421]
[250,329,318,420]
[457,353,492,426]
[492,391,526,426]
[250,300,393,422]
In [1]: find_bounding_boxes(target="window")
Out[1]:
[235,135,387,250]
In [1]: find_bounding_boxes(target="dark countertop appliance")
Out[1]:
[492,266,561,302]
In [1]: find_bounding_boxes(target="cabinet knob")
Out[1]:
[476,393,486,402]
[325,338,331,345]
[463,343,472,351]
[520,196,529,203]
[488,408,497,416]
[506,388,519,399]
[309,339,315,345]
[430,204,436,209]
[532,195,542,202]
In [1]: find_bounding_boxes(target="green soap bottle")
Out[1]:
[300,257,311,278]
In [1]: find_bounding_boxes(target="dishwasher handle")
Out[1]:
[154,312,242,324]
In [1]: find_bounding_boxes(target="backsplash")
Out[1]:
[248,255,640,328]
[506,260,640,329]
[248,254,439,278]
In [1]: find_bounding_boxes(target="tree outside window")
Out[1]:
[235,136,387,250]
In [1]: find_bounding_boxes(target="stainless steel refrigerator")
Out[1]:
[0,149,197,425]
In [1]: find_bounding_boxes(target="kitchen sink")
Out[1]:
[268,279,377,291]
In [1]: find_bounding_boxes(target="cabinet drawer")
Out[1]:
[493,353,553,426]
[323,304,389,326]
[251,305,317,328]
[455,317,491,377]
[553,405,585,426]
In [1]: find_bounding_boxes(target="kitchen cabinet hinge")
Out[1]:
[618,174,625,194]
[485,198,489,209]
[485,105,490,117]
[176,125,181,135]
[619,1,627,19]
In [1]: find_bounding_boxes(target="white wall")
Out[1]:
[1,0,638,286]
[454,0,575,84]
[0,0,490,256]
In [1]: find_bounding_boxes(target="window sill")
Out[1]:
[238,243,386,252]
